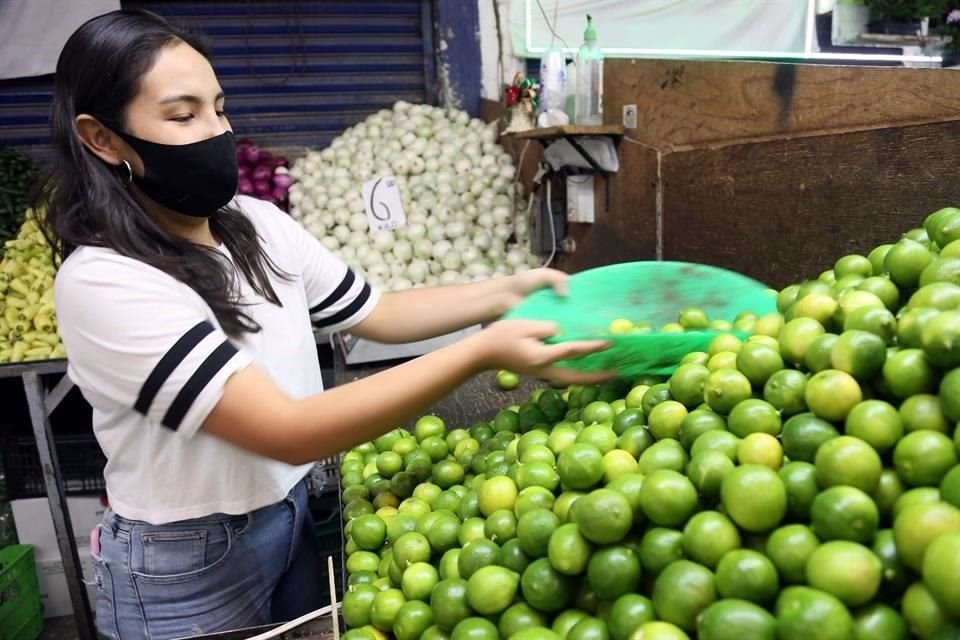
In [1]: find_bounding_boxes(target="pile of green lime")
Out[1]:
[338,207,960,640]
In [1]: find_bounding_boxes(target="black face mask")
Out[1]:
[113,129,238,218]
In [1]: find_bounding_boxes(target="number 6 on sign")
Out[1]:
[362,177,407,231]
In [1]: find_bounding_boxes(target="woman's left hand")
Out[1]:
[503,268,569,310]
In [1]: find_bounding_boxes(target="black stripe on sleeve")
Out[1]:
[134,321,215,416]
[161,340,239,431]
[308,269,356,316]
[312,283,372,329]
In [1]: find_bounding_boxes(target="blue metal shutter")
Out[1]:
[0,0,435,164]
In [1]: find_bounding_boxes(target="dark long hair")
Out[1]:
[36,9,286,336]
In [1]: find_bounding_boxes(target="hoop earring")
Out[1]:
[120,160,133,183]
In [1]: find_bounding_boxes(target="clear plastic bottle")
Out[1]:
[574,14,603,125]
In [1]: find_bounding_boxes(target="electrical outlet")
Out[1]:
[623,104,638,129]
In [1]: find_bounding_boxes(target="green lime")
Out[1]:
[781,413,839,462]
[465,565,518,616]
[640,469,699,527]
[642,383,674,417]
[681,511,740,568]
[639,439,689,475]
[430,579,471,632]
[793,293,838,327]
[553,610,590,638]
[811,486,879,543]
[690,430,741,461]
[370,588,407,631]
[394,600,435,640]
[702,368,753,414]
[815,435,883,493]
[612,407,645,436]
[547,522,592,576]
[631,622,690,640]
[727,399,781,438]
[607,472,646,523]
[775,587,854,640]
[763,369,809,417]
[736,343,785,387]
[478,475,518,516]
[669,364,711,408]
[900,394,950,434]
[766,525,820,585]
[874,470,905,521]
[805,369,862,423]
[402,562,440,602]
[484,509,517,544]
[779,461,820,520]
[429,512,462,553]
[575,488,633,544]
[780,317,827,365]
[639,527,685,575]
[687,450,736,500]
[858,276,901,311]
[352,514,388,551]
[778,285,802,312]
[498,602,548,639]
[515,486,556,518]
[902,582,952,640]
[343,584,380,628]
[844,306,897,343]
[804,333,840,373]
[451,617,498,640]
[894,430,958,487]
[715,549,779,605]
[921,530,960,618]
[697,599,776,640]
[873,528,912,598]
[648,401,689,440]
[587,545,642,600]
[885,238,934,290]
[894,502,960,571]
[721,465,787,533]
[607,594,656,640]
[457,539,500,580]
[853,604,908,640]
[347,550,382,575]
[617,426,655,459]
[516,508,560,558]
[521,557,574,613]
[558,444,605,490]
[922,310,960,368]
[652,560,717,632]
[844,400,904,454]
[941,466,960,508]
[894,487,942,521]
[516,461,560,492]
[567,617,610,640]
[679,409,726,450]
[941,367,960,422]
[831,330,886,380]
[393,532,431,569]
[909,284,960,311]
[805,541,881,607]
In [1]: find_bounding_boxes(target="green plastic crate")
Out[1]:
[0,599,41,640]
[0,610,42,640]
[0,546,39,629]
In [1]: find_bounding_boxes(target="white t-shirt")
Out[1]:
[54,196,379,525]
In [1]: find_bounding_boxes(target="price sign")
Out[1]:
[362,176,407,232]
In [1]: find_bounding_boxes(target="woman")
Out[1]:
[39,9,608,640]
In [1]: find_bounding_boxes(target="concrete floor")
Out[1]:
[38,616,79,640]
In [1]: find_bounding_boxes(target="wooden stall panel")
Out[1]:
[660,120,960,288]
[603,59,960,151]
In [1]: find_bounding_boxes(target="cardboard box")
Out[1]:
[11,497,107,561]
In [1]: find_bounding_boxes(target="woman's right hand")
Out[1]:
[466,319,613,384]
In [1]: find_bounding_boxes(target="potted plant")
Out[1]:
[865,0,948,34]
[939,8,960,66]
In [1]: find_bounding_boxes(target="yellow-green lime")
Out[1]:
[586,545,643,600]
[921,530,960,618]
[793,293,838,327]
[940,367,960,422]
[902,582,952,640]
[721,465,786,533]
[370,588,407,631]
[779,317,826,364]
[669,364,711,408]
[715,549,779,605]
[465,565,519,615]
[766,525,820,585]
[697,599,776,640]
[639,527,685,575]
[690,430,741,461]
[681,510,741,568]
[648,401,688,440]
[703,368,753,414]
[900,394,950,433]
[652,560,717,632]
[639,469,699,527]
[687,450,736,500]
[575,488,633,544]
[679,409,726,450]
[885,238,934,290]
[805,369,862,423]
[894,430,958,487]
[739,433,784,470]
[557,443,605,490]
[893,502,960,571]
[815,435,883,493]
[639,439,689,475]
[775,587,854,640]
[727,399,781,438]
[811,485,878,544]
[805,541,881,607]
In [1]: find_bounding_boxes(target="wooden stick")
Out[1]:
[328,556,340,640]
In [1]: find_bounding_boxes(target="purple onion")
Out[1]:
[237,177,254,195]
[272,173,294,190]
[252,165,273,183]
[237,165,250,181]
[272,185,289,203]
[243,146,262,166]
[253,179,272,197]
[259,150,274,165]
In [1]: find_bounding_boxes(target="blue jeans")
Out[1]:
[90,480,324,640]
